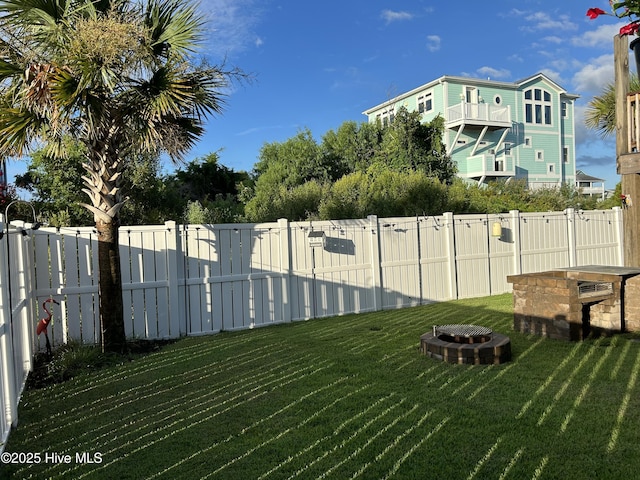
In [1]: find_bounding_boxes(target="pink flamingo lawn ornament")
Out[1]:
[37,298,59,355]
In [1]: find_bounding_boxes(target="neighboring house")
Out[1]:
[576,169,606,199]
[363,73,579,189]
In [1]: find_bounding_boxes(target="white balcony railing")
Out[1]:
[446,102,511,126]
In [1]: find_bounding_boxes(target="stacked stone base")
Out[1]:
[508,267,640,341]
[420,332,511,365]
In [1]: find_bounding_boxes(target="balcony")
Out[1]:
[460,155,515,181]
[445,102,512,130]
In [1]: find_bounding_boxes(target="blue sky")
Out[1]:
[4,0,631,194]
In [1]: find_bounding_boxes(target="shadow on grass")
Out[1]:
[3,294,640,480]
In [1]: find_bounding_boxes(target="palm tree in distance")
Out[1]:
[585,75,640,138]
[0,0,241,352]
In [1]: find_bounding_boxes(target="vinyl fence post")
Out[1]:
[164,221,182,337]
[510,210,522,275]
[278,218,293,323]
[0,219,18,431]
[443,212,458,300]
[566,208,577,268]
[368,215,383,311]
[614,206,624,266]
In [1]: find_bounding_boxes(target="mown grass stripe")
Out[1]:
[34,352,316,454]
[560,339,617,434]
[498,447,524,480]
[610,340,632,380]
[200,384,372,479]
[26,363,335,479]
[350,408,435,479]
[536,336,605,426]
[468,336,546,400]
[607,347,640,453]
[380,416,450,479]
[146,377,356,480]
[516,341,584,419]
[531,455,549,480]
[466,437,502,480]
[288,399,408,480]
[21,344,296,437]
[256,393,396,480]
[316,404,420,479]
[26,339,290,407]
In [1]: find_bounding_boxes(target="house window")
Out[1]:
[504,142,512,155]
[418,92,433,113]
[548,164,555,174]
[535,150,544,162]
[561,102,568,117]
[524,88,552,125]
[380,109,394,127]
[494,95,502,105]
[563,146,569,163]
[524,136,532,148]
[465,86,478,104]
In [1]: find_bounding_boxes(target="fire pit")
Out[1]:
[420,324,511,365]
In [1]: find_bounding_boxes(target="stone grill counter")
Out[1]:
[507,266,640,341]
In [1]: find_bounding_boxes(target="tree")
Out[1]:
[585,75,640,137]
[244,113,455,222]
[321,120,380,174]
[0,157,17,210]
[0,0,240,352]
[244,129,330,221]
[373,108,455,183]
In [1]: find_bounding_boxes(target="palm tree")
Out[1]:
[585,75,640,137]
[0,0,239,352]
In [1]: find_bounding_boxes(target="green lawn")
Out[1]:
[3,294,640,479]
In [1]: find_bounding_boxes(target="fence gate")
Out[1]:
[0,220,37,453]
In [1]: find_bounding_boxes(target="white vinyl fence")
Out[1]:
[14,208,629,343]
[0,208,624,451]
[0,221,37,452]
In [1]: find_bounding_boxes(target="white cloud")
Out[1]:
[548,58,582,72]
[520,11,578,32]
[426,35,441,52]
[572,23,624,48]
[572,54,614,94]
[542,36,563,44]
[539,68,565,86]
[381,10,413,24]
[525,12,578,31]
[199,0,264,57]
[476,66,511,79]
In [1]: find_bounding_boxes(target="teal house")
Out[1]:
[363,73,579,188]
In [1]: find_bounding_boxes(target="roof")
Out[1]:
[576,170,604,182]
[363,72,580,115]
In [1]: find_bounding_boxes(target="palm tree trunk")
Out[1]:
[96,218,127,353]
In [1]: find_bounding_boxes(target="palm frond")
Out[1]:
[585,75,640,138]
[0,106,43,155]
[0,0,70,27]
[145,0,202,57]
[0,57,24,81]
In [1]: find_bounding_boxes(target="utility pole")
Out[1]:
[615,34,640,266]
